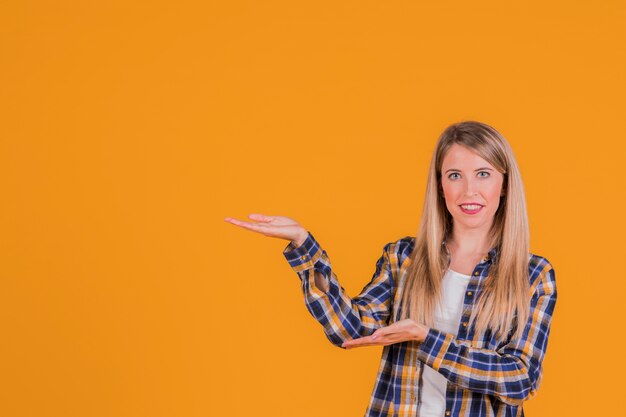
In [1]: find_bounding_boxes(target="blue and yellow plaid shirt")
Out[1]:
[283,231,557,417]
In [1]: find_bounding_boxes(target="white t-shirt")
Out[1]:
[419,268,471,417]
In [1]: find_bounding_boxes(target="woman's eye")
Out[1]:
[478,171,490,177]
[448,173,460,179]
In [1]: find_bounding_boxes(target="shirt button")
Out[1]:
[462,322,468,327]
[445,411,451,416]
[474,271,479,276]
[300,255,307,260]
[467,291,473,296]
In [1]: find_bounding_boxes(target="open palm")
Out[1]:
[224,213,308,246]
[341,319,429,349]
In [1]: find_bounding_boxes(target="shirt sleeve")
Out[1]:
[283,231,396,348]
[415,261,557,406]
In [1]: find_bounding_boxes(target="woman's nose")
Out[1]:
[464,179,478,196]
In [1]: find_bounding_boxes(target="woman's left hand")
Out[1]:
[341,319,430,349]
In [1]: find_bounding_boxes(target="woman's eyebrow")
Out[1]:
[445,167,494,173]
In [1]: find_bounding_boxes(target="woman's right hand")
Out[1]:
[223,213,309,247]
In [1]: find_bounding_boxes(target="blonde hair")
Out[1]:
[399,120,530,341]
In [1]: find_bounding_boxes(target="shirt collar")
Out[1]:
[481,245,499,264]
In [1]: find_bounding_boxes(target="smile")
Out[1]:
[459,204,483,214]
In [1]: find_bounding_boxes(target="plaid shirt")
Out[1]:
[283,231,557,417]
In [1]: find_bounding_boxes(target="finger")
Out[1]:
[341,338,367,348]
[225,218,271,233]
[343,340,385,349]
[224,215,271,225]
[248,213,274,222]
[372,327,392,340]
[342,335,377,347]
[344,336,402,349]
[347,331,407,347]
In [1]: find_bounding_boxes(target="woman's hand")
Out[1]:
[224,213,308,246]
[341,319,430,349]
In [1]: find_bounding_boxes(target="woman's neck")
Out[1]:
[448,227,492,256]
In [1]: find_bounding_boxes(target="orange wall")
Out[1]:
[1,1,624,416]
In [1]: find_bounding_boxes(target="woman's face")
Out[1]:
[440,144,505,234]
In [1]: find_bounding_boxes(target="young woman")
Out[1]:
[224,120,557,417]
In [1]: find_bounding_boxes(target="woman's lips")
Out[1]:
[459,205,483,215]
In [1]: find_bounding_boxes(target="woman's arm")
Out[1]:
[415,261,557,406]
[283,231,396,347]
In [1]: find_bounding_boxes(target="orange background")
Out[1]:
[1,1,624,416]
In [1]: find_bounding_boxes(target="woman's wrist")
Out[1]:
[292,231,308,248]
[413,323,430,342]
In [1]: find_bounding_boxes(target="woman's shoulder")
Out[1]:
[527,252,556,293]
[383,235,415,260]
[528,252,554,274]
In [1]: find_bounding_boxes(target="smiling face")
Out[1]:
[440,143,505,234]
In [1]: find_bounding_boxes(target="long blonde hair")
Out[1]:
[399,120,530,341]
